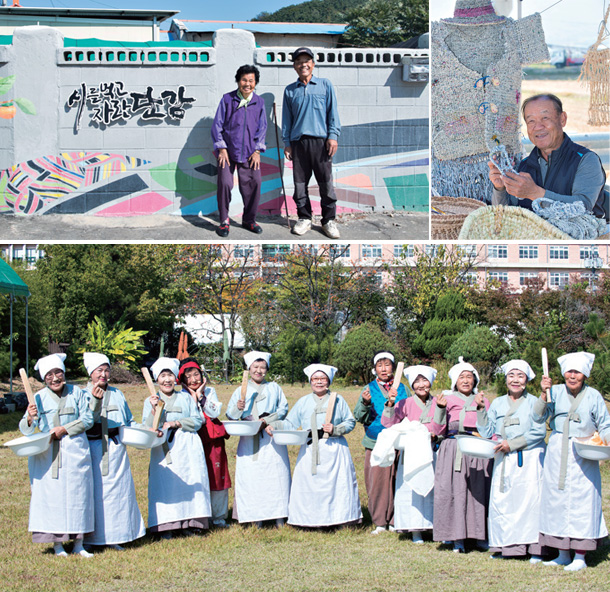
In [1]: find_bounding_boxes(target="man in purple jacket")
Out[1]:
[211,65,268,237]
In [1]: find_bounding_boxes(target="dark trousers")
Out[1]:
[291,136,337,224]
[216,159,261,225]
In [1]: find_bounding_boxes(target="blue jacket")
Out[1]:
[211,90,267,164]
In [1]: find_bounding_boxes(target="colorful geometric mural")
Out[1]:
[0,152,148,214]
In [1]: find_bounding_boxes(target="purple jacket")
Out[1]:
[211,90,267,164]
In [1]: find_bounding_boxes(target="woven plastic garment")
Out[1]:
[578,4,610,127]
[431,10,549,201]
[532,198,607,240]
[458,205,571,240]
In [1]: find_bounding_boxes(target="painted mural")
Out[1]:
[0,146,427,217]
[0,75,36,119]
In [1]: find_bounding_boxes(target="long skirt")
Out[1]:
[233,431,291,523]
[488,445,545,556]
[85,438,146,545]
[432,438,492,542]
[28,432,94,541]
[148,430,212,531]
[288,437,362,528]
[539,432,608,550]
[395,451,436,532]
[363,448,398,527]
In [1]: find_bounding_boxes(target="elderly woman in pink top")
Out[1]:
[381,365,446,543]
[432,358,492,553]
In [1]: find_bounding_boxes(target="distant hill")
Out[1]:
[252,0,368,23]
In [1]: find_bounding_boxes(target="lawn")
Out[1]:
[1,381,609,592]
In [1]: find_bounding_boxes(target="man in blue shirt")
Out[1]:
[282,47,341,238]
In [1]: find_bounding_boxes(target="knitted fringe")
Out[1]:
[532,198,607,240]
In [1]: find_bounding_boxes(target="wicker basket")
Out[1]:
[431,196,486,240]
[459,205,571,240]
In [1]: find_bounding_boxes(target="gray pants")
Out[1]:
[292,135,337,224]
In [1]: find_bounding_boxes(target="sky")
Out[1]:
[3,0,306,22]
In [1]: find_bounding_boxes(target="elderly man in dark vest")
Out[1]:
[489,94,608,220]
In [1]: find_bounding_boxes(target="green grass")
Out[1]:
[1,383,609,592]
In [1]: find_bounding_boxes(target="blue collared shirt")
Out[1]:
[282,75,341,147]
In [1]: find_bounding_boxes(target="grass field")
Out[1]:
[1,381,609,592]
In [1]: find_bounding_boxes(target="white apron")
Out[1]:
[147,429,212,527]
[394,452,436,531]
[288,437,362,527]
[28,432,94,534]
[488,445,545,547]
[86,438,146,545]
[540,432,608,540]
[235,431,291,522]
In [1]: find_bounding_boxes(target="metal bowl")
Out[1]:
[574,439,610,461]
[456,435,496,459]
[222,420,261,437]
[4,432,52,457]
[120,425,165,449]
[272,429,309,446]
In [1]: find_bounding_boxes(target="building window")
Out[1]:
[232,244,255,259]
[262,244,290,261]
[424,245,440,257]
[374,272,383,286]
[330,245,350,258]
[462,271,478,285]
[488,245,508,259]
[457,244,478,259]
[580,245,599,260]
[488,271,508,284]
[519,271,539,285]
[393,244,414,258]
[549,246,569,260]
[549,272,569,287]
[362,244,382,258]
[519,245,538,259]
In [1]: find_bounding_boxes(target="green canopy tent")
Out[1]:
[0,259,30,392]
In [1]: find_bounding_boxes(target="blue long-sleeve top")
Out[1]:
[282,75,341,147]
[142,390,202,432]
[86,384,137,429]
[477,392,546,451]
[533,384,610,442]
[226,380,288,423]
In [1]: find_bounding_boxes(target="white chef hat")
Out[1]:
[83,352,111,376]
[448,357,480,393]
[151,357,180,381]
[304,364,338,384]
[244,351,272,369]
[557,352,595,378]
[501,359,535,381]
[34,353,67,381]
[372,351,395,376]
[404,365,437,388]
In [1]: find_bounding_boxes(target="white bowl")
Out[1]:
[272,429,309,446]
[222,420,261,437]
[4,432,52,457]
[456,435,497,459]
[120,425,165,449]
[574,439,610,461]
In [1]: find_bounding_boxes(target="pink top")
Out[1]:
[381,396,447,437]
[445,392,489,430]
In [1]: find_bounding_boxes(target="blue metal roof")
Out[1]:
[175,20,347,35]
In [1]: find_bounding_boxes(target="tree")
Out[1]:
[387,245,477,344]
[170,245,258,382]
[333,322,401,384]
[253,0,367,23]
[342,0,428,47]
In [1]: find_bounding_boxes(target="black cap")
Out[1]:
[292,47,314,62]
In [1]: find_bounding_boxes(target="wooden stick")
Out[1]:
[240,370,249,402]
[322,391,338,439]
[142,367,157,398]
[541,348,551,402]
[19,368,36,407]
[392,362,405,391]
[152,399,165,432]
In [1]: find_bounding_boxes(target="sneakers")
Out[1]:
[242,221,263,234]
[292,218,312,235]
[370,525,387,535]
[322,219,340,239]
[216,222,229,237]
[564,559,587,572]
[453,540,465,553]
[412,532,424,544]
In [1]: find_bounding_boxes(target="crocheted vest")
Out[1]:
[517,134,606,217]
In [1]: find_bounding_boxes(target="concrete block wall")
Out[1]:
[0,26,429,218]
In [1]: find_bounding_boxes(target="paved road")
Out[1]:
[1,212,429,241]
